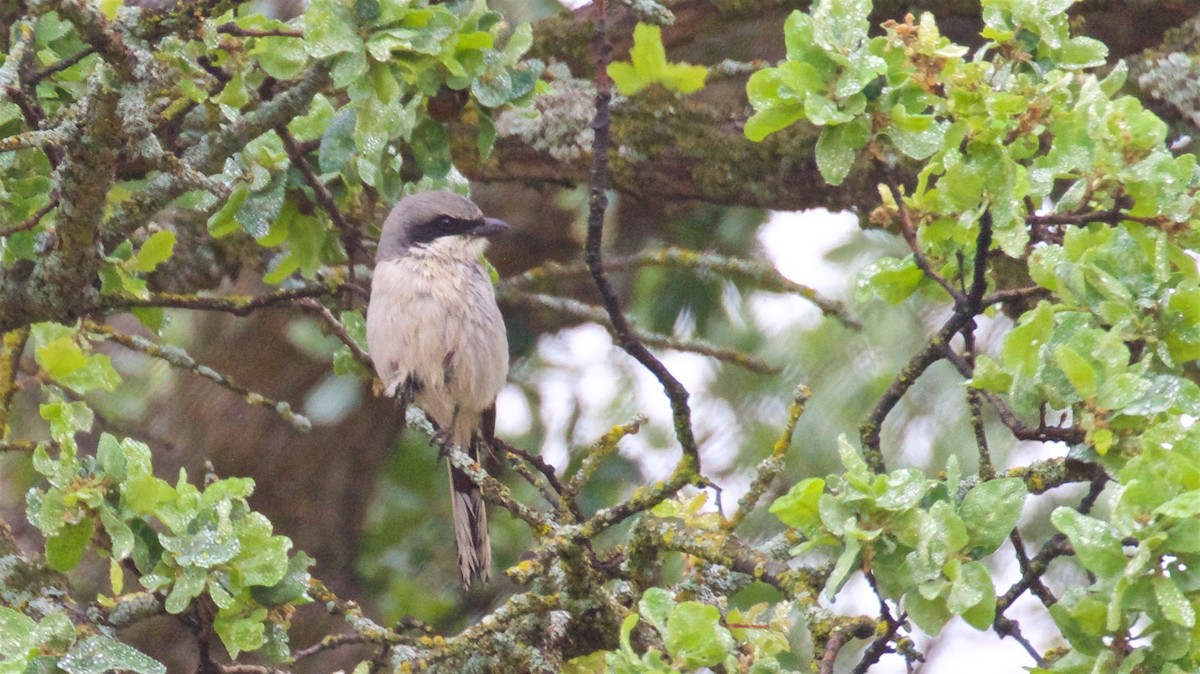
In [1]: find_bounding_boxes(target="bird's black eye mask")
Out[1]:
[408,215,485,245]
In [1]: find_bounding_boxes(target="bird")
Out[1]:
[366,190,510,588]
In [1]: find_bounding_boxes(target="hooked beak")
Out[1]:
[471,217,510,238]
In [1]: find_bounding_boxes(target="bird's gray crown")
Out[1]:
[376,190,499,262]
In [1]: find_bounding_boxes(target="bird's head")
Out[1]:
[377,190,509,262]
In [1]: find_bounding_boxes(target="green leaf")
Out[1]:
[122,473,175,517]
[0,606,39,657]
[410,119,452,178]
[46,517,95,572]
[39,397,93,448]
[161,521,240,569]
[236,171,287,239]
[165,566,207,614]
[354,0,379,23]
[251,551,313,606]
[857,255,923,304]
[1153,575,1195,628]
[959,478,1025,555]
[664,602,735,668]
[477,111,496,160]
[638,587,674,635]
[33,331,86,380]
[607,62,646,97]
[743,104,805,142]
[60,636,165,674]
[251,36,309,80]
[913,502,969,572]
[130,230,175,273]
[769,477,825,533]
[1002,303,1054,378]
[629,23,668,83]
[968,355,1013,392]
[877,469,929,511]
[208,184,251,238]
[288,95,335,142]
[949,561,997,629]
[319,108,358,174]
[618,613,640,654]
[826,537,861,599]
[905,587,951,633]
[609,23,707,95]
[99,504,134,560]
[60,352,120,394]
[214,609,268,659]
[815,124,857,185]
[887,105,946,160]
[235,520,291,587]
[1051,508,1126,577]
[333,310,369,377]
[218,69,249,109]
[661,63,708,94]
[35,611,76,651]
[1153,491,1200,519]
[304,0,363,59]
[1059,36,1108,69]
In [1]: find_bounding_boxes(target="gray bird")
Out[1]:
[366,190,510,588]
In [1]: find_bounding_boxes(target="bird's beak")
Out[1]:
[471,217,510,238]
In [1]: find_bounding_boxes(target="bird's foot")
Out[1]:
[430,426,456,459]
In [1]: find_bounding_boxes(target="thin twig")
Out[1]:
[858,212,994,472]
[998,533,1070,613]
[294,298,373,372]
[216,22,303,38]
[0,327,29,435]
[582,0,700,469]
[725,385,810,530]
[858,313,963,472]
[30,47,96,84]
[85,322,312,432]
[884,176,964,304]
[942,346,1087,445]
[0,199,58,238]
[982,285,1049,307]
[100,284,339,315]
[633,516,826,601]
[852,571,902,673]
[508,453,564,511]
[993,615,1046,667]
[563,416,646,512]
[502,247,860,330]
[56,0,144,81]
[278,126,358,305]
[960,276,994,479]
[503,291,777,374]
[819,618,876,674]
[290,633,369,662]
[0,17,33,93]
[1004,529,1058,609]
[498,438,583,522]
[1027,209,1163,227]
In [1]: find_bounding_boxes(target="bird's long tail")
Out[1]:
[449,434,491,588]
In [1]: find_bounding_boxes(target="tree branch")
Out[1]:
[580,2,701,469]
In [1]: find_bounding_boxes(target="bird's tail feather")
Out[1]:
[448,437,491,588]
